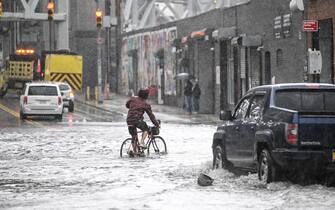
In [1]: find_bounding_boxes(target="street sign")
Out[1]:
[303,20,318,32]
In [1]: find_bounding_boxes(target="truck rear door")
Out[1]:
[299,113,335,149]
[275,88,335,159]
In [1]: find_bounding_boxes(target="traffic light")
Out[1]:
[96,9,103,28]
[0,0,3,17]
[47,1,55,21]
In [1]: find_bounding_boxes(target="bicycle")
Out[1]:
[120,125,167,158]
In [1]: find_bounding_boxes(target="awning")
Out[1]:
[127,49,137,56]
[191,28,206,38]
[212,27,236,39]
[241,35,262,46]
[231,35,262,47]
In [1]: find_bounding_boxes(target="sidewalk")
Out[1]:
[75,93,221,125]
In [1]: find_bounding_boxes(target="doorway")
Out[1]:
[265,51,271,84]
[220,40,228,110]
[312,19,334,83]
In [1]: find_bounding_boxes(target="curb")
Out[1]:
[75,96,221,126]
[75,98,126,116]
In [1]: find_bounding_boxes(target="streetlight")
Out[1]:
[47,0,55,50]
[96,9,103,103]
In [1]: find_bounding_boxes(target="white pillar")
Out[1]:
[57,0,69,50]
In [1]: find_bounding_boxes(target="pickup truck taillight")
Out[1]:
[58,96,62,105]
[23,96,28,105]
[286,123,298,145]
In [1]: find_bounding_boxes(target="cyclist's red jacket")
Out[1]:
[126,96,160,127]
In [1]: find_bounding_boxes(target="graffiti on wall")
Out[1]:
[121,27,177,96]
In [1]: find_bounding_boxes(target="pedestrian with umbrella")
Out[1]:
[184,79,193,115]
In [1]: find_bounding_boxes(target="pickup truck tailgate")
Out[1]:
[299,114,335,148]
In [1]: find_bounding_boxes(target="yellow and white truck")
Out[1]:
[0,49,39,97]
[0,49,83,97]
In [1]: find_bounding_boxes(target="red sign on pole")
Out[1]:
[303,20,318,32]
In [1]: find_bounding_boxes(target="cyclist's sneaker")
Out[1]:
[128,150,135,157]
[139,152,146,157]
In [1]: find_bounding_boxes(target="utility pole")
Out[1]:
[96,8,104,103]
[47,0,55,50]
[115,0,121,93]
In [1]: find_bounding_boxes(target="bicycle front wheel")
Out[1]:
[147,136,167,156]
[120,138,133,158]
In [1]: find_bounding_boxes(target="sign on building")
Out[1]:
[303,20,318,32]
[273,14,292,39]
[274,16,282,39]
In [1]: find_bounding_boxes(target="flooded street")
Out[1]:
[1,122,335,209]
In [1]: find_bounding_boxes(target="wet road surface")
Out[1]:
[1,121,335,209]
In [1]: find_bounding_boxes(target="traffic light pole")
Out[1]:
[49,20,52,50]
[97,28,103,104]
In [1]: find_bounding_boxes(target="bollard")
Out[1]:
[86,86,90,100]
[104,83,110,100]
[95,86,98,102]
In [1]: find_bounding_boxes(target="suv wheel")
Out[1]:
[212,144,229,169]
[258,149,281,183]
[0,87,7,98]
[68,101,74,112]
[20,112,27,120]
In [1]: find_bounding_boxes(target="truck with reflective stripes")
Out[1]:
[41,51,83,91]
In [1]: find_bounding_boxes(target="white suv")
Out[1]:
[57,82,75,112]
[20,82,64,120]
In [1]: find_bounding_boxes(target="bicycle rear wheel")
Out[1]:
[147,136,167,156]
[120,138,134,158]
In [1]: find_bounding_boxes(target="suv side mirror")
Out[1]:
[61,92,64,96]
[220,110,232,121]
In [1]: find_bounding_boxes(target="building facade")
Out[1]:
[1,0,322,114]
[120,0,308,114]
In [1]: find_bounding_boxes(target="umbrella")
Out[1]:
[174,72,195,80]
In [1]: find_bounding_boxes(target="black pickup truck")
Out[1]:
[212,83,335,183]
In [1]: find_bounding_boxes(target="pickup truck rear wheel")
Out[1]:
[213,144,229,169]
[0,87,7,98]
[258,149,281,183]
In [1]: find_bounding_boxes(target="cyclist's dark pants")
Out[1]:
[127,120,149,137]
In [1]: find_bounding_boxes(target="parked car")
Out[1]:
[212,83,335,184]
[20,82,63,120]
[57,82,74,112]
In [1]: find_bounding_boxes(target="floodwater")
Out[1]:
[1,122,335,209]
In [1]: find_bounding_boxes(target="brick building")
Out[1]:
[0,0,313,114]
[308,0,335,84]
[174,0,306,113]
[119,0,308,114]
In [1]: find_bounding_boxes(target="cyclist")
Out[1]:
[126,88,160,149]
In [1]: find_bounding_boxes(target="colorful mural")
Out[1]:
[121,27,177,97]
